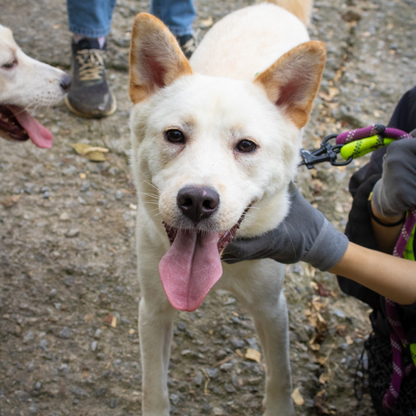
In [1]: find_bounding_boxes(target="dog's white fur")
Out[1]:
[129,1,325,414]
[0,25,67,109]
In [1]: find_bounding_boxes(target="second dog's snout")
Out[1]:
[177,186,220,225]
[60,74,72,92]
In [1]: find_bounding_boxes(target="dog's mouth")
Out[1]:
[159,207,249,312]
[0,105,53,148]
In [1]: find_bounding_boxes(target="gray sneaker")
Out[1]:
[65,38,117,118]
[176,34,197,59]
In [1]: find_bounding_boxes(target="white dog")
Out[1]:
[0,24,70,148]
[129,0,325,414]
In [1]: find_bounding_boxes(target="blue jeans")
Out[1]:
[67,0,195,38]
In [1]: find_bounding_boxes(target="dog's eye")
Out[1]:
[2,59,17,69]
[165,129,185,144]
[236,139,257,153]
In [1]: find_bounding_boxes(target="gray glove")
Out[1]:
[222,182,349,271]
[372,134,416,217]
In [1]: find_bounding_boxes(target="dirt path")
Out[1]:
[1,1,416,415]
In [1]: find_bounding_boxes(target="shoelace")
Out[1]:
[76,49,105,82]
[181,38,196,56]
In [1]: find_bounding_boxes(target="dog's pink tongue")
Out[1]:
[10,106,53,149]
[159,229,222,312]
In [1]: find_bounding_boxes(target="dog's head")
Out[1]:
[129,13,325,311]
[0,24,71,148]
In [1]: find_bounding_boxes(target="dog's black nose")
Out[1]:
[60,74,72,92]
[177,186,220,225]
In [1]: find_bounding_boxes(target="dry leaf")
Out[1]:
[317,356,327,365]
[0,195,20,207]
[316,389,326,397]
[319,372,329,384]
[71,143,108,162]
[245,348,261,363]
[336,324,348,337]
[84,314,94,322]
[317,283,330,298]
[200,16,213,28]
[103,314,114,325]
[60,212,70,221]
[292,388,305,406]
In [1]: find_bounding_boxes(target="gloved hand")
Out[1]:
[222,182,349,271]
[372,133,416,217]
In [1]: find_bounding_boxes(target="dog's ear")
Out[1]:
[129,13,193,104]
[254,41,326,129]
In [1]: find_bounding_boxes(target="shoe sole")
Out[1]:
[64,93,117,119]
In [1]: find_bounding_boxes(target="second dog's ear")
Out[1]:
[129,13,193,104]
[254,41,326,130]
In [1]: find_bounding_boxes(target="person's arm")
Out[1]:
[329,242,416,305]
[370,200,403,254]
[223,183,416,305]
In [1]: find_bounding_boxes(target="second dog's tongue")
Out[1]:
[159,229,222,312]
[11,106,53,149]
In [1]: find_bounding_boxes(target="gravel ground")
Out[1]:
[1,0,416,415]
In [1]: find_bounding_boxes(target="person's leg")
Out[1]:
[151,0,195,36]
[67,0,116,38]
[65,0,117,118]
[150,0,196,58]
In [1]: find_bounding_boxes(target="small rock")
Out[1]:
[14,390,30,402]
[28,403,38,415]
[220,362,233,372]
[333,309,346,318]
[115,190,123,200]
[109,397,117,408]
[224,383,236,393]
[230,337,245,349]
[80,181,90,192]
[24,183,35,194]
[39,339,49,351]
[205,368,218,379]
[194,371,203,386]
[341,7,362,22]
[59,212,70,221]
[64,276,74,287]
[70,386,88,397]
[177,321,187,331]
[59,327,71,339]
[94,328,102,339]
[91,341,98,351]
[65,229,79,238]
[23,330,34,343]
[170,393,180,405]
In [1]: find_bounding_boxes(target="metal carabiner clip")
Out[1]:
[299,134,353,170]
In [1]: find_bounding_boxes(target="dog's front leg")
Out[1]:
[139,295,175,416]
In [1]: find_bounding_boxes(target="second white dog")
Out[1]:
[0,24,70,148]
[129,0,325,414]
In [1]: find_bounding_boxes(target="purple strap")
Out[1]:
[336,125,415,409]
[336,125,412,145]
[382,208,416,408]
[383,333,403,409]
